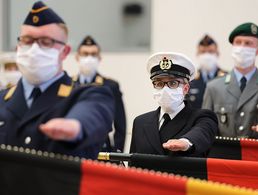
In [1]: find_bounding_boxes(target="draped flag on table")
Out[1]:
[0,145,256,195]
[208,137,258,161]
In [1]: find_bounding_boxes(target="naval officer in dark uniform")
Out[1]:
[188,35,226,109]
[74,36,126,152]
[130,52,218,157]
[0,1,114,159]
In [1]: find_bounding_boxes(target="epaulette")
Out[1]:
[224,74,231,84]
[4,85,17,101]
[72,75,79,82]
[194,71,201,80]
[217,70,227,77]
[57,84,73,97]
[94,75,104,85]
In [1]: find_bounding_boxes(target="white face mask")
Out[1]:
[79,56,100,76]
[153,86,184,113]
[232,46,257,69]
[4,71,22,86]
[198,53,218,72]
[16,43,61,85]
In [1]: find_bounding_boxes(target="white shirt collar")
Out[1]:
[158,102,185,129]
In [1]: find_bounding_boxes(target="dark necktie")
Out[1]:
[240,76,247,92]
[160,113,171,131]
[207,74,212,81]
[30,87,42,105]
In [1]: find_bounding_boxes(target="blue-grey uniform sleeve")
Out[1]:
[65,86,115,147]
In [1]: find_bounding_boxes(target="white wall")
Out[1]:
[152,0,258,71]
[8,0,151,51]
[0,1,3,51]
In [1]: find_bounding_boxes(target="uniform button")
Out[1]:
[256,104,258,109]
[25,136,31,144]
[220,107,225,114]
[239,126,244,131]
[189,95,196,101]
[240,112,245,117]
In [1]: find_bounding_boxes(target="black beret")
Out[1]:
[229,22,258,43]
[23,1,65,26]
[79,36,98,47]
[199,34,217,46]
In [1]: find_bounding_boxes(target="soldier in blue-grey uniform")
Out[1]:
[130,52,218,157]
[0,1,114,159]
[74,36,126,152]
[203,22,258,138]
[188,35,226,109]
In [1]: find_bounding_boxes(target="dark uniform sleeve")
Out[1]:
[112,83,126,151]
[182,109,218,155]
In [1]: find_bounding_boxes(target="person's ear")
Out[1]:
[60,45,71,60]
[183,83,190,95]
[75,53,79,62]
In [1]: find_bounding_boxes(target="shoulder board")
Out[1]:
[72,75,79,82]
[217,70,226,77]
[224,74,231,84]
[194,71,201,80]
[4,85,16,101]
[95,75,104,85]
[57,84,73,97]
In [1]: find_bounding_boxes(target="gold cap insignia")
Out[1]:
[33,15,39,24]
[159,57,172,70]
[251,24,257,35]
[57,84,72,97]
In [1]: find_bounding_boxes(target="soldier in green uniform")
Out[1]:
[203,22,258,138]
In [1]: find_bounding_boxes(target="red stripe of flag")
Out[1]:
[240,139,258,161]
[207,158,258,190]
[79,160,187,195]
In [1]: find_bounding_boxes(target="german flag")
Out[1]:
[101,152,258,190]
[208,137,258,161]
[0,145,256,195]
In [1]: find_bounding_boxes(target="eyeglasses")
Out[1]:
[79,52,99,57]
[17,36,66,48]
[152,80,183,89]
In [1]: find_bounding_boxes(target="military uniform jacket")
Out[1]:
[130,103,218,157]
[202,69,258,138]
[0,72,115,159]
[74,73,126,152]
[189,68,226,109]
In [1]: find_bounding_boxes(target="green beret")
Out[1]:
[229,22,258,43]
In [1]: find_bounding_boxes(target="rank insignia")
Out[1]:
[57,84,72,97]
